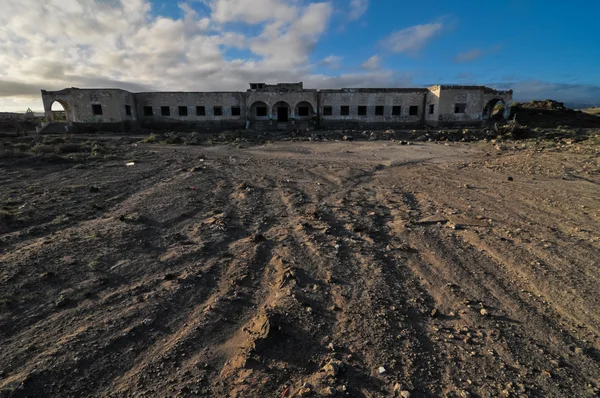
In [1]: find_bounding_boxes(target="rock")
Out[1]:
[480,308,489,316]
[323,386,336,396]
[507,176,514,181]
[400,141,408,145]
[430,308,438,318]
[327,342,335,351]
[378,366,386,374]
[343,135,353,141]
[322,360,344,377]
[416,215,449,225]
[400,391,411,398]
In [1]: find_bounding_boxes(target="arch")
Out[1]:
[248,101,269,121]
[483,98,507,120]
[49,100,70,122]
[294,101,315,120]
[272,101,290,123]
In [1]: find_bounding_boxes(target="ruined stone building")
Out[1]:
[41,83,512,131]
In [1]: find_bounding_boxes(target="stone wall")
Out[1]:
[318,89,428,128]
[41,88,132,123]
[40,84,513,130]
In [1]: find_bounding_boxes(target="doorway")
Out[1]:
[277,107,288,122]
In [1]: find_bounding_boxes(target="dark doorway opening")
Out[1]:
[278,107,288,122]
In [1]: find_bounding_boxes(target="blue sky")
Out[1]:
[1,0,599,111]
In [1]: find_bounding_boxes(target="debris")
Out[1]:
[126,162,135,166]
[416,215,449,225]
[322,360,344,377]
[378,366,386,374]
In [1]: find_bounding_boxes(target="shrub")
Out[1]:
[141,133,161,144]
[55,143,82,154]
[163,132,184,144]
[12,143,31,151]
[32,144,56,154]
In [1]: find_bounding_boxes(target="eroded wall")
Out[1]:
[319,89,428,128]
[434,86,513,126]
[246,91,318,120]
[41,88,134,123]
[40,84,513,130]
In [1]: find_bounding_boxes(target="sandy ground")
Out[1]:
[1,136,599,397]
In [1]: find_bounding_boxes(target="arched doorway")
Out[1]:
[50,100,69,122]
[249,101,269,120]
[294,101,315,120]
[483,98,507,121]
[272,101,290,123]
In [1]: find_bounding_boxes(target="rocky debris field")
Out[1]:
[0,130,599,397]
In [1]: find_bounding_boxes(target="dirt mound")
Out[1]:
[519,99,567,111]
[512,100,600,128]
[1,134,600,397]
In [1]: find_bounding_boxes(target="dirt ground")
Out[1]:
[0,133,599,397]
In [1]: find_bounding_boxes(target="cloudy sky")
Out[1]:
[1,0,599,111]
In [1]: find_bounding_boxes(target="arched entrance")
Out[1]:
[249,101,269,120]
[272,101,290,123]
[50,100,69,122]
[483,98,507,121]
[294,101,315,120]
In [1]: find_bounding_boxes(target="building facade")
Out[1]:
[41,83,512,130]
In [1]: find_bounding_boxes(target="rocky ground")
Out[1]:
[0,130,599,397]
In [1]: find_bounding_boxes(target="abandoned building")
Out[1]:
[41,83,512,131]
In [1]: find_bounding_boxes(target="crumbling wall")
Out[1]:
[435,86,485,126]
[134,92,246,130]
[246,90,318,121]
[318,89,427,128]
[39,83,513,131]
[425,86,441,125]
[41,88,132,123]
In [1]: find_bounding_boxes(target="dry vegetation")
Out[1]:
[0,126,599,397]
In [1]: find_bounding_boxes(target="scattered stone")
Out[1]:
[416,215,449,225]
[322,360,344,378]
[378,366,386,374]
[251,233,266,242]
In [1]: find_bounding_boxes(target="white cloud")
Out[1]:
[455,49,483,62]
[348,0,368,21]
[361,55,380,70]
[207,0,298,24]
[454,43,503,63]
[380,21,444,56]
[320,55,343,69]
[0,0,416,112]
